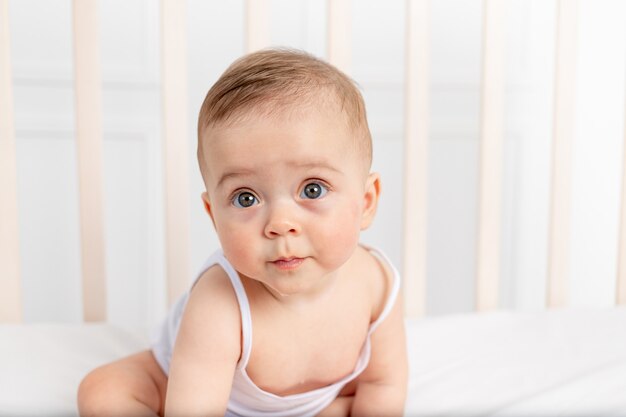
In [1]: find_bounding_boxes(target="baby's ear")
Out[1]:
[201,192,216,227]
[360,172,381,230]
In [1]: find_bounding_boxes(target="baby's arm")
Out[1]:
[164,267,241,416]
[351,295,408,417]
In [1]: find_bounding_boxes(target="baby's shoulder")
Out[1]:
[192,263,235,294]
[186,264,241,321]
[176,264,243,363]
[352,245,397,324]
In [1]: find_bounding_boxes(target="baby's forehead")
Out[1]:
[197,95,372,185]
[203,98,352,145]
[201,112,364,176]
[211,88,344,127]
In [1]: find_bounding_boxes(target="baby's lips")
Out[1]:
[272,257,305,270]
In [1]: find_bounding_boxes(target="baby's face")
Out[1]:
[199,107,378,297]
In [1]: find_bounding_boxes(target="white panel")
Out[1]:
[361,87,405,140]
[9,0,73,80]
[10,0,74,130]
[503,0,533,86]
[0,0,22,322]
[266,0,328,60]
[426,0,482,316]
[351,0,405,84]
[104,136,150,332]
[17,135,82,323]
[304,0,327,58]
[100,0,159,84]
[497,0,536,311]
[510,0,556,312]
[147,123,168,328]
[570,0,626,308]
[361,139,405,273]
[431,90,481,138]
[499,132,522,310]
[101,0,163,325]
[188,0,245,83]
[427,137,478,316]
[11,0,81,323]
[430,0,482,86]
[101,90,165,331]
[270,0,308,49]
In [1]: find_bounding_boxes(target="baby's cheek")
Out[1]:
[217,226,256,274]
[316,205,362,267]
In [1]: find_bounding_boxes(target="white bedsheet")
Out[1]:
[405,307,626,416]
[1,307,625,416]
[0,324,149,417]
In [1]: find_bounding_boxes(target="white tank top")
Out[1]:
[151,246,401,417]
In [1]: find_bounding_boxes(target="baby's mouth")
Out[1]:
[272,257,305,270]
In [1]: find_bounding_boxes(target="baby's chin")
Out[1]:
[255,270,341,299]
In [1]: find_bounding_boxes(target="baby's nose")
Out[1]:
[264,205,300,238]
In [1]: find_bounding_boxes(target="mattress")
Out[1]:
[405,307,626,416]
[0,324,149,417]
[1,307,625,417]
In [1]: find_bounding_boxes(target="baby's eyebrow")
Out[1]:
[216,169,255,189]
[288,160,342,173]
[216,160,342,189]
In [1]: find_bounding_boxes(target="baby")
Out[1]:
[78,48,408,417]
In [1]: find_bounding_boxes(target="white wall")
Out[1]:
[8,0,626,332]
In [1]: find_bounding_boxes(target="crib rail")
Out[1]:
[476,0,506,312]
[73,0,107,322]
[546,0,577,309]
[402,0,429,318]
[246,0,270,53]
[1,0,625,324]
[161,0,191,312]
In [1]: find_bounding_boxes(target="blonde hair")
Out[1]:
[197,48,372,180]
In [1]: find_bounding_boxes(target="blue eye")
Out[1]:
[233,191,258,208]
[300,182,328,199]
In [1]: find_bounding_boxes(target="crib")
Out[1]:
[2,0,626,416]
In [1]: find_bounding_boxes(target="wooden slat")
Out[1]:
[547,0,578,309]
[402,0,430,319]
[162,0,191,307]
[73,0,107,322]
[617,74,626,305]
[0,0,22,323]
[476,0,506,312]
[327,0,351,74]
[246,0,270,53]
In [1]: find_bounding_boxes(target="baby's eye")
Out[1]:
[233,191,258,208]
[300,182,328,200]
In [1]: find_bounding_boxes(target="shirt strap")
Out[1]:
[216,251,253,369]
[365,246,401,335]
